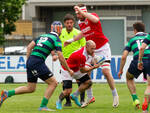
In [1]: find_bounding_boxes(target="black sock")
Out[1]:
[80,92,85,102]
[77,81,85,102]
[65,95,71,103]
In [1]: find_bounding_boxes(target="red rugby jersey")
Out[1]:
[62,47,89,72]
[78,13,109,49]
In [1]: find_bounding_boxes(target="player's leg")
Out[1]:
[71,74,92,107]
[35,60,57,111]
[63,81,72,107]
[95,43,119,107]
[142,75,150,113]
[77,80,85,105]
[56,80,72,110]
[63,94,72,107]
[81,87,95,108]
[86,72,95,103]
[38,72,57,111]
[101,61,119,107]
[81,72,95,108]
[127,60,142,109]
[0,61,38,108]
[126,71,140,109]
[0,82,37,107]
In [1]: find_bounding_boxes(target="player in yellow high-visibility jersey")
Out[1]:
[59,13,86,106]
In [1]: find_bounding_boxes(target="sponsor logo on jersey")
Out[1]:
[82,26,91,33]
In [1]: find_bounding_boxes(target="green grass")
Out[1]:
[0,83,147,113]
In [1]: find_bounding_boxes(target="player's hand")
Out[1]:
[138,62,143,70]
[64,41,72,47]
[118,71,123,79]
[68,69,74,76]
[52,55,58,61]
[93,64,100,69]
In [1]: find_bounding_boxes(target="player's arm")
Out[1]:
[57,51,74,76]
[138,43,147,70]
[26,41,35,59]
[64,32,84,47]
[118,50,129,78]
[74,6,99,23]
[51,50,58,61]
[54,36,74,76]
[80,64,99,73]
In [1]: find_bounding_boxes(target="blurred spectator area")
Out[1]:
[0,20,33,55]
[6,20,32,40]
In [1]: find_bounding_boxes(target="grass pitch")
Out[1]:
[0,83,147,113]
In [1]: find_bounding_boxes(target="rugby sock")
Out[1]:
[87,88,93,99]
[8,90,15,97]
[40,97,48,107]
[58,92,65,102]
[80,92,85,102]
[131,94,138,101]
[73,90,80,97]
[77,81,85,102]
[112,88,118,96]
[65,96,71,103]
[147,102,150,111]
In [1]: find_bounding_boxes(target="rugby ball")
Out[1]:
[93,55,105,65]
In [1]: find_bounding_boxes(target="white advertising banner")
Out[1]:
[0,55,145,83]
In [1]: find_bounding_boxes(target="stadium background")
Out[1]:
[0,0,150,83]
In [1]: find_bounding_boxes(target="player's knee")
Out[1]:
[64,89,72,96]
[53,81,58,88]
[87,80,92,88]
[28,86,36,93]
[49,79,58,87]
[102,68,111,77]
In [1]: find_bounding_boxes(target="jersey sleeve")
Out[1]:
[143,34,150,45]
[91,13,100,19]
[34,37,40,43]
[54,36,62,51]
[124,41,131,52]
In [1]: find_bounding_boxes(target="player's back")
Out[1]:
[126,32,150,60]
[65,47,86,72]
[31,33,62,60]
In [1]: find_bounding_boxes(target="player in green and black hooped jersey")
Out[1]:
[138,33,150,112]
[125,32,150,60]
[0,21,74,111]
[118,22,150,109]
[31,33,62,60]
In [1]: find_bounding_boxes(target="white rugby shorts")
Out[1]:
[61,68,86,81]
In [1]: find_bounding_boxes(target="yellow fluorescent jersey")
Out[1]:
[59,28,86,58]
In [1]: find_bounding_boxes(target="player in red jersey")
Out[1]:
[56,40,100,110]
[64,4,119,108]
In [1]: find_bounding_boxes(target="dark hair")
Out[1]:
[77,4,86,7]
[63,14,75,22]
[133,22,145,32]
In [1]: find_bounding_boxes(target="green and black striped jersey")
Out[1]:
[31,33,62,60]
[143,33,150,46]
[124,32,150,60]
